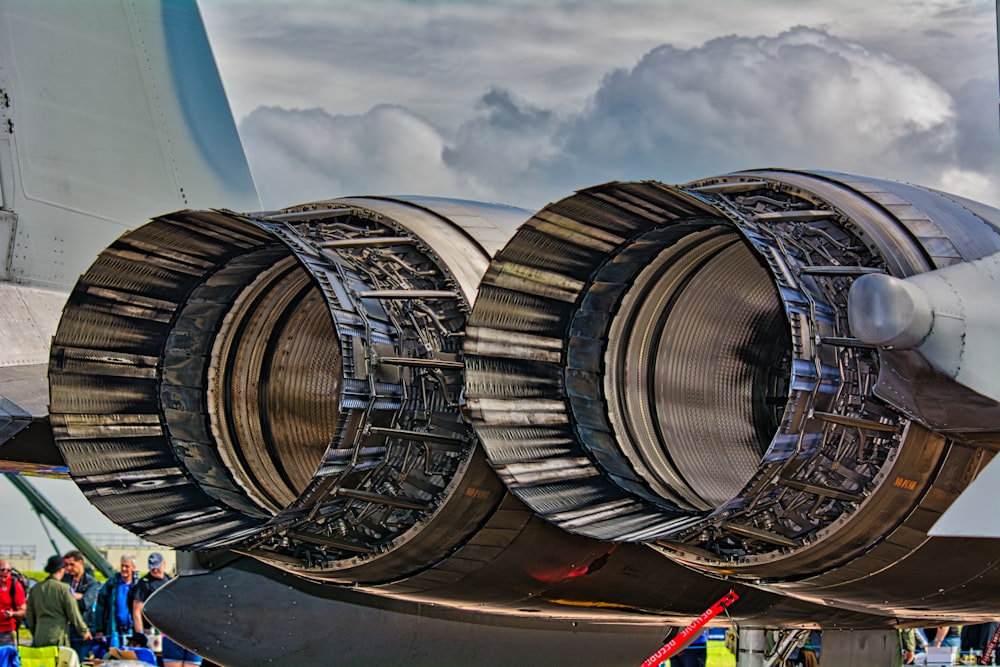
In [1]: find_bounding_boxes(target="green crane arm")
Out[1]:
[7,475,116,578]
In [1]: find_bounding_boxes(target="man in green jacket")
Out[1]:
[25,555,92,648]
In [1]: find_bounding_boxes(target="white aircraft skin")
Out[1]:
[2,2,1000,667]
[0,0,259,429]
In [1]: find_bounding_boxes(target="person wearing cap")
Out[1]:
[25,555,92,648]
[128,554,203,666]
[128,553,170,636]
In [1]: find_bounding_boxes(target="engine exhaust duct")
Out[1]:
[465,170,1000,580]
[49,197,526,582]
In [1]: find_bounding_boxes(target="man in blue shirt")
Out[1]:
[94,555,138,648]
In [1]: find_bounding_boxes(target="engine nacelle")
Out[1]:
[464,170,1000,583]
[49,197,526,583]
[49,171,1000,618]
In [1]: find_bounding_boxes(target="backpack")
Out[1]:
[6,568,30,630]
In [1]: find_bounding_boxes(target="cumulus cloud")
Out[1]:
[240,104,486,208]
[953,77,1000,173]
[545,27,960,190]
[442,88,563,204]
[239,27,1000,210]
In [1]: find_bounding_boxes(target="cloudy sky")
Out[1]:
[199,0,999,210]
[3,0,998,568]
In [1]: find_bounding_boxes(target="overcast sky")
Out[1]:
[3,0,998,568]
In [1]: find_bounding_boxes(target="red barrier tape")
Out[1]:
[639,591,739,667]
[978,623,1000,665]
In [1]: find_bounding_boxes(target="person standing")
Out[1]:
[130,553,202,667]
[962,622,1000,656]
[797,630,822,667]
[62,550,99,659]
[899,628,917,665]
[94,554,138,648]
[25,555,91,648]
[0,561,26,647]
[129,553,170,637]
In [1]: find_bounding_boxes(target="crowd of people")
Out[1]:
[3,553,998,667]
[0,552,203,666]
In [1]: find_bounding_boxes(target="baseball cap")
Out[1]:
[148,552,165,569]
[45,555,65,574]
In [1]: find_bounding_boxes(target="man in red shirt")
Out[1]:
[0,560,26,646]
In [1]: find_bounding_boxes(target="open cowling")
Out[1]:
[48,171,1000,620]
[48,196,526,583]
[464,170,1000,586]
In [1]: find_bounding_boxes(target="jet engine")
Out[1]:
[49,170,1000,619]
[465,170,1000,610]
[48,197,528,583]
[48,192,876,626]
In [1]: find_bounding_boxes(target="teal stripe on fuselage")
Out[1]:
[161,0,259,205]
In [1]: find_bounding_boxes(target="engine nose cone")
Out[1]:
[141,580,183,632]
[848,273,933,349]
